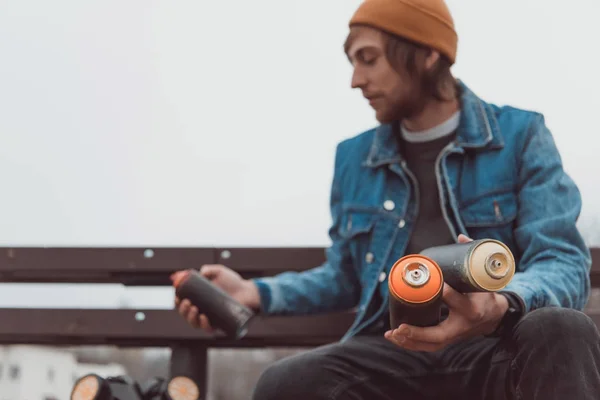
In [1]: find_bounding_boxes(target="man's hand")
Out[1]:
[173,264,261,333]
[384,234,509,352]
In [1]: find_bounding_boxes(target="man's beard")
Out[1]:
[378,86,429,124]
[376,68,432,123]
[394,92,429,122]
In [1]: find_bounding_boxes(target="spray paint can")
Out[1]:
[171,270,255,339]
[70,374,144,400]
[388,255,444,328]
[420,239,515,293]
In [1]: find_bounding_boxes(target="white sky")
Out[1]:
[0,0,598,308]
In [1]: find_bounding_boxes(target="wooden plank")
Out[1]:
[0,246,596,283]
[215,247,327,275]
[0,308,598,347]
[0,247,215,285]
[591,248,600,269]
[0,308,354,347]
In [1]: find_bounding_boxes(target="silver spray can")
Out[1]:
[419,239,515,293]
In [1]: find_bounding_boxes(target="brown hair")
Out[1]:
[384,32,459,102]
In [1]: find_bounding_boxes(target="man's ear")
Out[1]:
[425,50,441,70]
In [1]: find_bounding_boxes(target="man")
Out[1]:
[175,0,600,398]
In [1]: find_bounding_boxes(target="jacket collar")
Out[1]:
[364,81,504,168]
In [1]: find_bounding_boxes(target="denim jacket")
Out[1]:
[253,82,591,340]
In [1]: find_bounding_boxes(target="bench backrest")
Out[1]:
[1,246,598,284]
[0,246,597,347]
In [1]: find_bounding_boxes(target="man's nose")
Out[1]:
[351,68,367,89]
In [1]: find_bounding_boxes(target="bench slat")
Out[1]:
[0,246,596,285]
[0,247,215,285]
[0,308,354,347]
[1,308,599,348]
[215,247,326,274]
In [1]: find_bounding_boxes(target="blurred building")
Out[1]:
[0,345,126,400]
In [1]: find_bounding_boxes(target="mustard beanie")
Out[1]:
[349,0,458,64]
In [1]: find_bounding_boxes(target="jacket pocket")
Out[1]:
[339,210,376,239]
[460,190,518,228]
[338,209,379,278]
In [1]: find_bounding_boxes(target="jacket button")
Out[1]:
[379,272,387,282]
[383,200,395,211]
[398,219,406,228]
[365,252,374,263]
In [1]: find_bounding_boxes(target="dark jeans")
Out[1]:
[252,308,600,400]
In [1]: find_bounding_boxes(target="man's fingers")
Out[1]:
[186,305,200,327]
[395,324,449,344]
[177,299,191,316]
[392,337,444,352]
[175,296,216,332]
[199,264,221,280]
[391,319,465,345]
[442,284,470,310]
[199,314,214,332]
[457,234,473,243]
[385,330,445,352]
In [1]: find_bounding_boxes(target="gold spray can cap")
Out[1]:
[469,239,516,291]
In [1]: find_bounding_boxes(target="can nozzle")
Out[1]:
[170,270,191,288]
[402,262,431,288]
[484,252,510,280]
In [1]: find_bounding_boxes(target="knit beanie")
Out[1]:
[349,0,458,64]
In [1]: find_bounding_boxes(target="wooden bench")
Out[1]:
[0,246,597,398]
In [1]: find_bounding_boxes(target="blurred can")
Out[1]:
[171,270,254,339]
[70,374,144,400]
[420,239,515,293]
[388,255,444,328]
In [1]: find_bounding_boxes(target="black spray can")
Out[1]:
[420,239,516,293]
[172,270,254,339]
[388,254,445,328]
